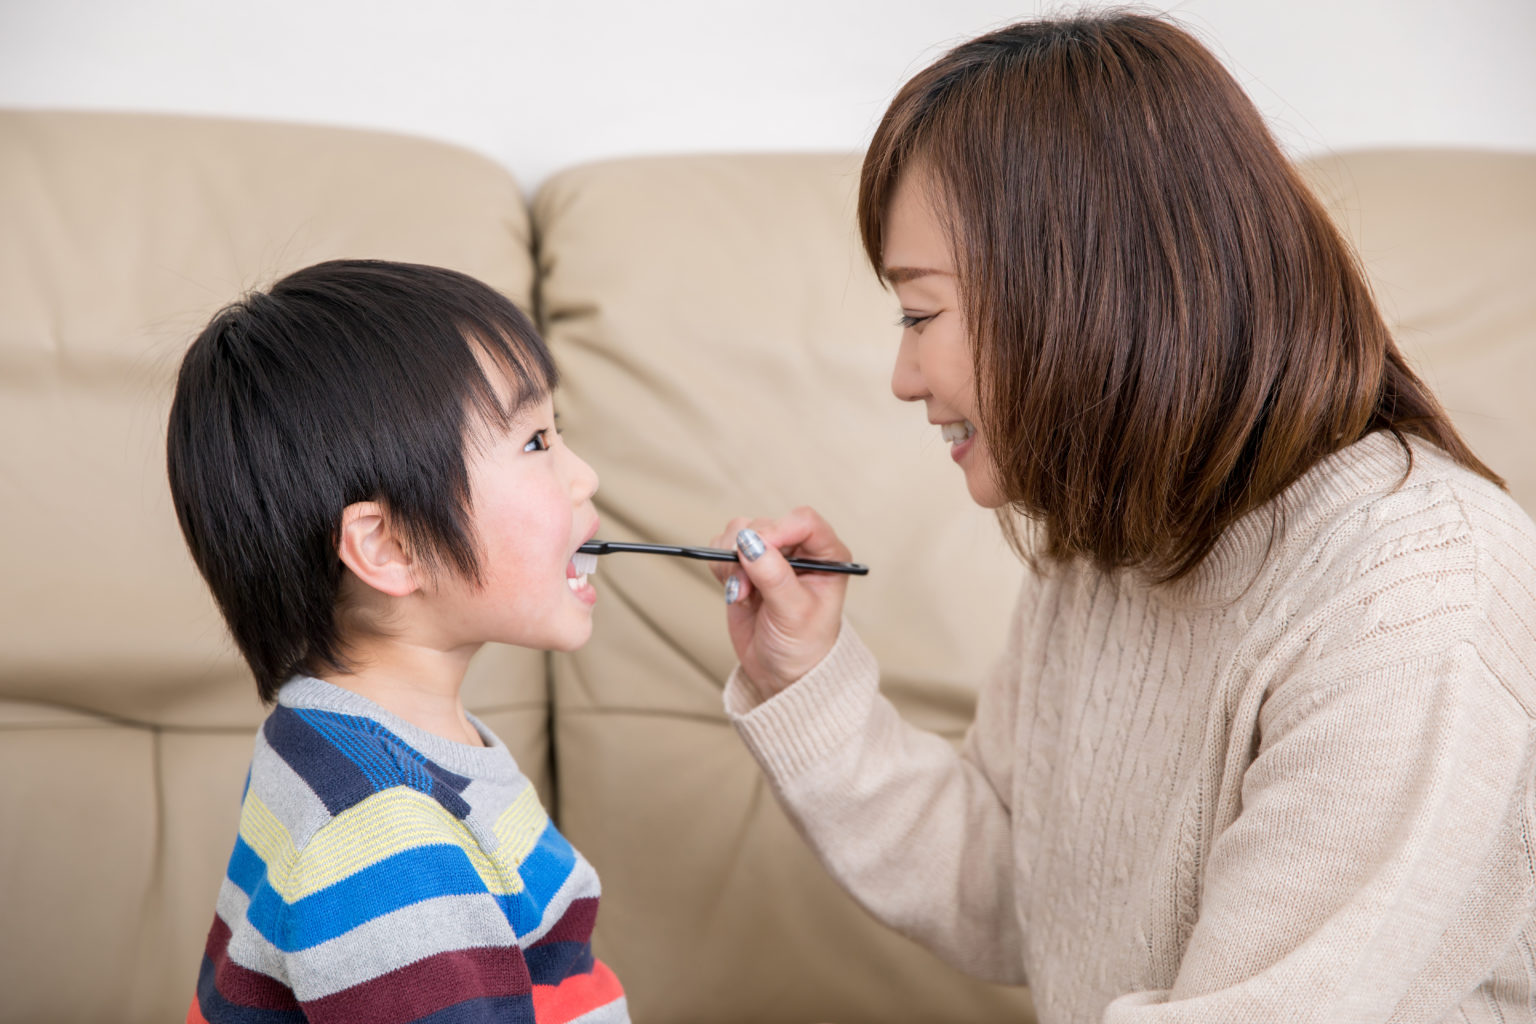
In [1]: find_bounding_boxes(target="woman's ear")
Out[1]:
[336,502,420,598]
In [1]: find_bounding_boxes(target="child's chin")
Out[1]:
[548,620,595,652]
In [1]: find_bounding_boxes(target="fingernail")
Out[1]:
[724,576,741,605]
[737,529,766,562]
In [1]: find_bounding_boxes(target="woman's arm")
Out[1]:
[716,509,1031,982]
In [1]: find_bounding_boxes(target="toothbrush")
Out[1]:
[576,541,869,576]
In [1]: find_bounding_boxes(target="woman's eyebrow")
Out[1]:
[883,266,953,284]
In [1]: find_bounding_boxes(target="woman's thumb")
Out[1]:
[734,528,801,608]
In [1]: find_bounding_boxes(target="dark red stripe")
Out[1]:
[531,897,598,946]
[203,915,303,1011]
[303,945,532,1024]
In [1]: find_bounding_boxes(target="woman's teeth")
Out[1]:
[569,551,598,591]
[941,421,975,445]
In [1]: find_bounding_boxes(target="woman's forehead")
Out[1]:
[882,168,957,282]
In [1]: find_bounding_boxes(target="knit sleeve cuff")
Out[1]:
[722,619,881,783]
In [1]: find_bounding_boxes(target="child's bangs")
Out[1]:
[461,322,559,432]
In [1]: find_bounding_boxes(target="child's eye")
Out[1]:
[523,429,550,453]
[896,313,935,329]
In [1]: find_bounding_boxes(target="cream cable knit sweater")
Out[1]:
[724,433,1536,1023]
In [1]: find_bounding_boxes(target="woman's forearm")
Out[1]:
[725,622,1029,985]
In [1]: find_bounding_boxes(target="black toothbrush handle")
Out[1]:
[577,540,869,576]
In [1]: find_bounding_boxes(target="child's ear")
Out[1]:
[336,502,420,598]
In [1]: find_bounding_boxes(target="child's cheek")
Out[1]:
[499,494,572,583]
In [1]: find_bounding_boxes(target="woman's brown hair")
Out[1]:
[859,12,1502,582]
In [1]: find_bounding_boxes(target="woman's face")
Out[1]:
[882,167,1006,509]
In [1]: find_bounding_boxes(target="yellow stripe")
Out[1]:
[237,791,297,879]
[236,785,550,902]
[494,785,548,868]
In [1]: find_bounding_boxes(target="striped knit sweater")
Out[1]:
[190,676,627,1024]
[726,433,1536,1021]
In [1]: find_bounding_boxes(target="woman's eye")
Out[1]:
[896,313,934,329]
[523,429,550,453]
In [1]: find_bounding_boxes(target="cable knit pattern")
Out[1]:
[725,433,1536,1023]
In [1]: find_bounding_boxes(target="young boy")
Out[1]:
[168,260,626,1023]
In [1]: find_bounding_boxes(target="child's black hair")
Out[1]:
[166,259,557,703]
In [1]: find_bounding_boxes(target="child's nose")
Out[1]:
[569,451,599,502]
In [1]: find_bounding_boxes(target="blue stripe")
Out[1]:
[294,708,401,791]
[496,820,580,936]
[264,706,374,815]
[286,706,474,818]
[525,941,594,986]
[231,818,582,951]
[412,994,537,1024]
[227,836,265,896]
[243,843,493,951]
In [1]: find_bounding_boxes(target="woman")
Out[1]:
[711,12,1536,1021]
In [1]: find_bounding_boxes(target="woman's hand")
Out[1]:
[709,507,851,701]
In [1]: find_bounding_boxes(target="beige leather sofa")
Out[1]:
[1,110,1531,1024]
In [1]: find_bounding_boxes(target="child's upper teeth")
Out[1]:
[941,421,975,444]
[567,551,597,591]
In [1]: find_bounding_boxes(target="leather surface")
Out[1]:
[534,153,1031,1023]
[1299,149,1536,511]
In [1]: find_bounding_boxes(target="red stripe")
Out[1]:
[532,898,599,946]
[204,915,302,1011]
[304,946,532,1024]
[531,960,625,1023]
[185,999,211,1024]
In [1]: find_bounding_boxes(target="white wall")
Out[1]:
[1,0,1532,190]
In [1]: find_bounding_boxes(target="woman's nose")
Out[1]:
[890,333,927,403]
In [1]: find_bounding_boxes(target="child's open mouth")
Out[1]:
[567,551,598,605]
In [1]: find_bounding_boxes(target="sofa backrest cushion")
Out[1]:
[534,153,1034,1023]
[1298,149,1536,510]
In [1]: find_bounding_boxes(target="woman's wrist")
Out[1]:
[734,657,813,709]
[725,621,881,780]
[729,618,851,707]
